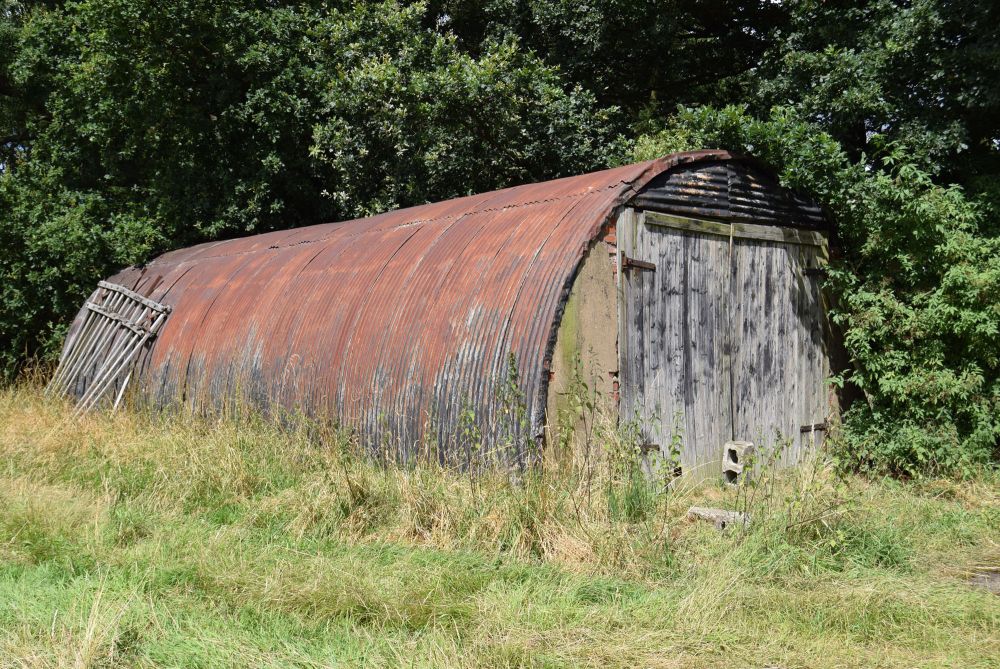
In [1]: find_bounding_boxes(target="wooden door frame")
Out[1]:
[643,211,829,248]
[616,207,831,477]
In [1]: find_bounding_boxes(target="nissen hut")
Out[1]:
[53,151,836,479]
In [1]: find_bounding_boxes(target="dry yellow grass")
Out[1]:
[0,384,998,667]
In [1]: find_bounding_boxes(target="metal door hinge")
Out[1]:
[622,255,656,271]
[800,421,828,433]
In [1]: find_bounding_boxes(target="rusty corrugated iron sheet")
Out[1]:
[631,160,827,227]
[74,151,741,464]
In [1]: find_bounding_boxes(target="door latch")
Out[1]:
[622,255,656,271]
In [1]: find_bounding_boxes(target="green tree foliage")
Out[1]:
[0,0,623,374]
[637,106,1000,475]
[755,0,1000,190]
[416,1,787,118]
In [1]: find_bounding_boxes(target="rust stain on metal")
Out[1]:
[70,151,745,463]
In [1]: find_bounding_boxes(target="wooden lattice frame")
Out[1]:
[47,281,171,414]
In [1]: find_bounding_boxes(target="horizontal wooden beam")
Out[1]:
[85,302,147,336]
[98,280,171,313]
[642,210,828,248]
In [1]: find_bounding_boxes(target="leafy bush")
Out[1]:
[636,105,1000,476]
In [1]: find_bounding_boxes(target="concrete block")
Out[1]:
[723,440,754,486]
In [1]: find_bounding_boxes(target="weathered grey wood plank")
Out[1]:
[682,228,732,476]
[619,210,731,478]
[617,208,638,419]
[730,239,827,465]
[644,211,828,248]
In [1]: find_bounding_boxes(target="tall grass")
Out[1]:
[0,383,997,667]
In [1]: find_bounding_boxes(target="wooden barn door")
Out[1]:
[731,239,828,464]
[618,209,829,478]
[618,209,733,477]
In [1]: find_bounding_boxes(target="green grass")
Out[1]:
[0,386,998,667]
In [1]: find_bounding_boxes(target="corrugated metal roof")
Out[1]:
[80,150,805,464]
